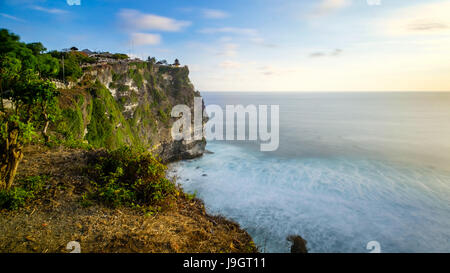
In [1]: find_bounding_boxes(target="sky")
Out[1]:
[1,0,450,92]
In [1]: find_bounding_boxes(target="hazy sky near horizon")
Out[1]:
[1,0,450,92]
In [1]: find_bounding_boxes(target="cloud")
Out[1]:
[382,1,450,36]
[202,9,229,19]
[249,36,277,48]
[331,48,343,56]
[0,13,25,22]
[200,27,275,47]
[257,65,297,76]
[131,33,161,46]
[309,52,326,58]
[31,5,68,14]
[119,9,191,32]
[219,60,241,69]
[199,27,258,36]
[407,21,448,31]
[309,49,343,58]
[311,0,350,16]
[259,66,276,75]
[217,43,238,57]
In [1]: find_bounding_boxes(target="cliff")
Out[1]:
[55,61,206,162]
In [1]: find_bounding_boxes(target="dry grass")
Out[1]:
[0,145,257,253]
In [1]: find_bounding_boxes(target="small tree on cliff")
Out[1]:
[0,74,58,190]
[0,29,59,191]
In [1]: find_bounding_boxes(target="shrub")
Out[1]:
[86,147,176,209]
[0,187,30,210]
[0,175,48,210]
[111,53,129,60]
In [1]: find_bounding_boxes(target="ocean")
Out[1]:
[170,92,450,253]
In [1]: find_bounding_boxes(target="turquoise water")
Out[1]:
[170,92,450,253]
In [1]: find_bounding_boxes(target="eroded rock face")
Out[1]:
[158,139,207,163]
[287,235,308,253]
[59,61,206,161]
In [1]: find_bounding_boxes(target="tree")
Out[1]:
[0,29,60,190]
[147,56,156,64]
[37,53,59,78]
[0,72,58,190]
[0,55,21,112]
[70,46,78,51]
[27,42,46,55]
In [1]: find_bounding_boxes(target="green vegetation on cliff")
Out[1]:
[0,28,200,210]
[83,146,177,213]
[0,29,59,191]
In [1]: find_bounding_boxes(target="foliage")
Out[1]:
[158,107,171,125]
[85,147,176,210]
[127,68,144,89]
[48,50,95,82]
[0,29,59,191]
[111,53,129,60]
[0,175,48,210]
[85,81,137,149]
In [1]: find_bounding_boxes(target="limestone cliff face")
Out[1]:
[57,61,205,162]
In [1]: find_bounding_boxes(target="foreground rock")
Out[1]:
[287,235,308,253]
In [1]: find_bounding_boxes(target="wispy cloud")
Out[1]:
[199,27,258,36]
[200,27,275,47]
[309,48,343,58]
[31,5,68,14]
[311,0,350,16]
[331,48,343,56]
[381,1,450,36]
[219,60,241,69]
[407,21,448,31]
[131,32,161,46]
[309,52,326,58]
[119,9,191,32]
[217,43,239,57]
[0,13,25,22]
[202,9,230,19]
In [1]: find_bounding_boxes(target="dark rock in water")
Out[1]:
[196,166,201,169]
[202,174,207,177]
[287,235,308,253]
[204,150,214,154]
[159,138,207,163]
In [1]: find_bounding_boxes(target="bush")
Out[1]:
[0,187,30,210]
[0,175,48,210]
[111,53,129,60]
[86,147,176,209]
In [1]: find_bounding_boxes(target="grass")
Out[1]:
[0,175,49,210]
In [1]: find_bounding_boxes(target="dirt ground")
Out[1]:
[0,145,257,253]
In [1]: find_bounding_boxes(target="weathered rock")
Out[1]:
[57,62,206,162]
[287,235,308,253]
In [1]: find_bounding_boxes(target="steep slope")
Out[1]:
[55,61,206,162]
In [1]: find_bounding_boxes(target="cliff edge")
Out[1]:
[55,61,206,162]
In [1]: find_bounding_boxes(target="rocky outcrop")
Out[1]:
[56,61,206,162]
[287,235,308,253]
